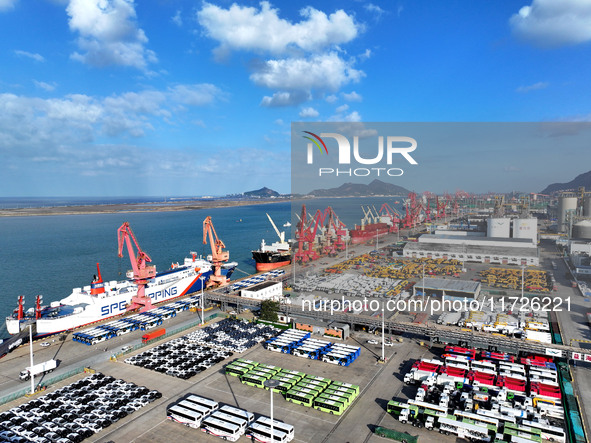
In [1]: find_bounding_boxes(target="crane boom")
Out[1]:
[117,222,156,312]
[203,216,230,287]
[266,213,285,243]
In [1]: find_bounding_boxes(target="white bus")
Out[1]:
[210,411,248,432]
[185,395,219,414]
[167,405,203,428]
[177,400,211,418]
[201,416,243,442]
[218,405,255,425]
[520,420,566,443]
[255,416,295,442]
[247,422,289,443]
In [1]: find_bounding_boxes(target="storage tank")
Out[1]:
[572,220,591,240]
[513,218,538,243]
[584,196,591,217]
[487,218,510,238]
[558,196,578,231]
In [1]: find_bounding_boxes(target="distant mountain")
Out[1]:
[244,187,280,198]
[308,179,411,197]
[541,170,591,194]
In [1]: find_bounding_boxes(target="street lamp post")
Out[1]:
[200,276,205,325]
[29,324,34,395]
[263,379,281,439]
[521,265,525,299]
[422,263,426,302]
[381,305,385,362]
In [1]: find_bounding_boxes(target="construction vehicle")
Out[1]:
[19,359,57,381]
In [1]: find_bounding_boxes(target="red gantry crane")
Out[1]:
[117,222,157,313]
[378,203,402,232]
[294,205,324,263]
[203,216,231,287]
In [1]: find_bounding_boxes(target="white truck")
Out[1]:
[19,359,57,381]
[403,369,437,385]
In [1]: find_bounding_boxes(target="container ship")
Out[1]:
[252,213,291,272]
[6,253,236,337]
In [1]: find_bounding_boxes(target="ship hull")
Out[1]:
[6,256,237,337]
[252,250,291,272]
[349,223,390,244]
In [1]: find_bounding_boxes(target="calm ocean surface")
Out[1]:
[0,197,404,336]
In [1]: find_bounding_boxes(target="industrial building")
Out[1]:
[404,217,539,266]
[240,281,282,301]
[403,234,539,266]
[413,278,481,300]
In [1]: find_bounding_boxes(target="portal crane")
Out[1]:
[294,205,324,263]
[117,222,157,312]
[321,207,348,256]
[378,203,402,232]
[203,216,230,287]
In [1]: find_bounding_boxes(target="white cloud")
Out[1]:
[0,0,17,12]
[172,9,182,27]
[325,94,338,103]
[260,91,310,107]
[516,81,549,93]
[67,0,157,69]
[33,80,57,91]
[328,109,362,122]
[299,107,319,118]
[510,0,591,47]
[364,3,385,17]
[251,52,364,91]
[336,104,349,113]
[14,50,44,62]
[342,91,362,102]
[168,84,226,106]
[0,84,225,151]
[197,1,359,55]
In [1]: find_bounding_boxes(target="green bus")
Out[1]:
[273,373,301,385]
[313,397,346,415]
[265,379,293,394]
[298,379,329,391]
[303,375,332,386]
[285,389,315,407]
[323,387,357,401]
[256,364,282,373]
[386,401,416,418]
[240,374,267,388]
[235,358,259,367]
[246,368,276,379]
[293,385,322,397]
[316,393,351,407]
[225,362,254,377]
[329,381,360,395]
[279,369,306,379]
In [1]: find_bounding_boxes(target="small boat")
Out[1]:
[283,221,291,227]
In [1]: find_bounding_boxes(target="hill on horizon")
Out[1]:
[541,170,591,194]
[307,179,411,197]
[243,187,280,197]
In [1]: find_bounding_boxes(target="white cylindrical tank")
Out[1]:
[487,218,510,238]
[558,196,578,231]
[513,218,538,243]
[584,196,591,217]
[572,220,591,240]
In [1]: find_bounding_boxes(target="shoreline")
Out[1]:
[0,198,290,217]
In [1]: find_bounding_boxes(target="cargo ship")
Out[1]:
[252,213,291,272]
[6,253,236,337]
[349,222,391,244]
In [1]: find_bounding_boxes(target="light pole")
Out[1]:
[422,263,426,302]
[521,265,525,299]
[381,305,385,362]
[200,276,205,325]
[29,323,34,395]
[263,379,281,439]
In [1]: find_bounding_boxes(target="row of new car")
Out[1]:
[185,319,280,353]
[124,337,233,379]
[0,372,161,442]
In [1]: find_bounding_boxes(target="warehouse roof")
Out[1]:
[404,241,539,258]
[417,277,480,293]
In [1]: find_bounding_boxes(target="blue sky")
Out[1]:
[1,0,591,197]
